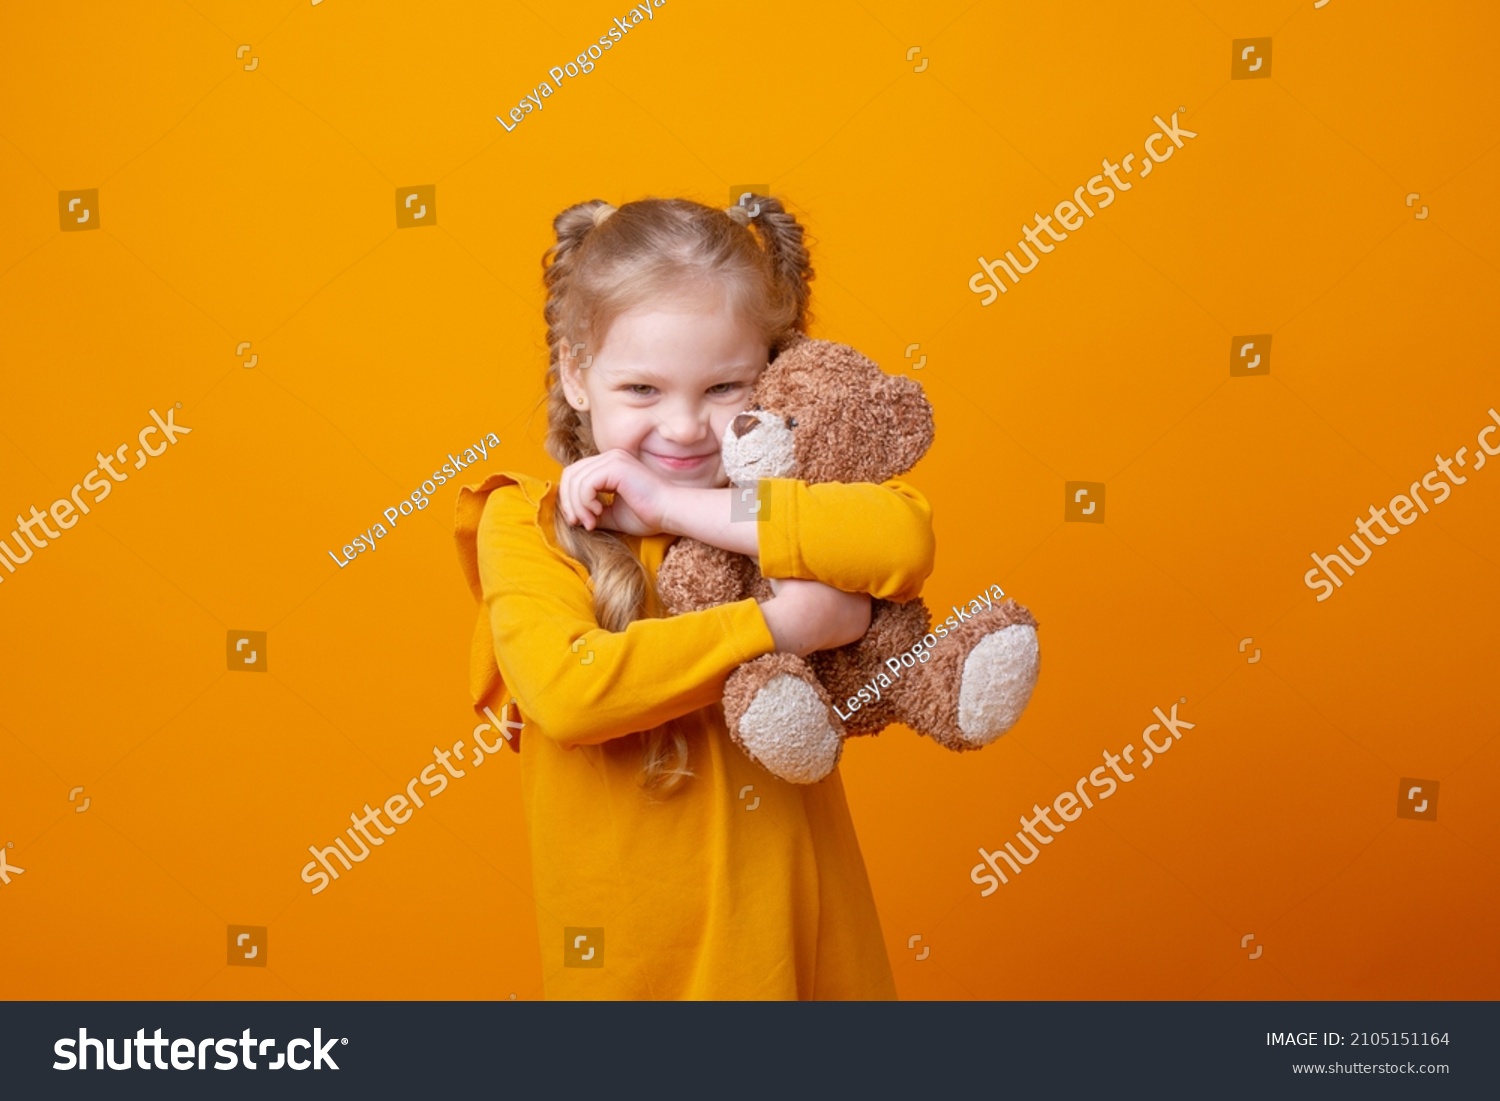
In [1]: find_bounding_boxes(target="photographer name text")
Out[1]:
[497,1,666,133]
[328,432,499,569]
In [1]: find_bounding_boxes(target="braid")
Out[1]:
[541,199,640,628]
[726,193,814,346]
[539,198,693,796]
[542,198,612,468]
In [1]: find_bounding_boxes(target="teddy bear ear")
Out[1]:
[878,372,936,477]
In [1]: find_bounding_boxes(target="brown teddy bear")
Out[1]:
[655,335,1041,784]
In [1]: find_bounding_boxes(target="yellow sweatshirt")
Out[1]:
[453,470,936,1000]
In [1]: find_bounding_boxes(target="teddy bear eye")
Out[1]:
[786,417,797,428]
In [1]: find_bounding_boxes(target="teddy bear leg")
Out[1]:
[899,599,1041,752]
[957,607,1040,746]
[809,598,931,738]
[724,653,845,784]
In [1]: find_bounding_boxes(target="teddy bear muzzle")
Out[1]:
[721,410,797,482]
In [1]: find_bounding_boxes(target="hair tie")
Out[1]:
[591,204,615,229]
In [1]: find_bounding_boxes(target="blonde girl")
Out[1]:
[454,194,937,999]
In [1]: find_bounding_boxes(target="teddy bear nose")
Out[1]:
[730,413,760,439]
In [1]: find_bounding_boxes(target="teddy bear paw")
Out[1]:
[733,674,844,784]
[956,623,1040,747]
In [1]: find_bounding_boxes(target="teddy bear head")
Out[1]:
[720,335,935,486]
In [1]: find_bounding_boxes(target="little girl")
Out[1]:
[453,194,938,1000]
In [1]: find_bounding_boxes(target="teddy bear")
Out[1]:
[654,334,1041,784]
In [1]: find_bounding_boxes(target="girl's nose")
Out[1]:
[662,405,710,442]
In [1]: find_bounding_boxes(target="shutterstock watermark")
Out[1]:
[299,702,524,893]
[968,110,1199,304]
[53,1027,342,1071]
[1304,406,1500,601]
[970,700,1197,895]
[0,407,191,589]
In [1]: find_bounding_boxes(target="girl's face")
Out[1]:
[563,293,769,488]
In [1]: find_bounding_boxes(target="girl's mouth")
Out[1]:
[647,451,714,471]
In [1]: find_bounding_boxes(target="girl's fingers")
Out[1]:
[574,473,600,530]
[569,481,591,528]
[560,453,621,530]
[562,463,592,526]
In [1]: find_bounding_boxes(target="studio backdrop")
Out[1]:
[1,0,1496,1001]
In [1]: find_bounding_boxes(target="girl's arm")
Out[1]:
[662,477,936,604]
[476,482,861,748]
[556,450,935,602]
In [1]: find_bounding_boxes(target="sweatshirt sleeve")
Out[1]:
[475,481,778,749]
[754,477,936,604]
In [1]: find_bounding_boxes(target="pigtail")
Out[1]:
[540,198,695,797]
[543,199,614,469]
[541,197,644,636]
[726,194,815,349]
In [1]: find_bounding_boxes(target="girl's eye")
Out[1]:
[626,385,656,396]
[708,382,745,395]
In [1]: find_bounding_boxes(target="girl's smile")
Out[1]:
[561,292,769,489]
[643,448,716,472]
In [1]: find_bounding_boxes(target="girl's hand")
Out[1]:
[761,578,873,657]
[558,449,674,537]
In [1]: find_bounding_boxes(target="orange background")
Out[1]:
[2,0,1497,1001]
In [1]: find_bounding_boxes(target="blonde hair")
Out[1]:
[540,194,814,795]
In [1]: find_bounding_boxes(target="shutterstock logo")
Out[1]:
[1304,407,1500,600]
[299,703,524,894]
[969,110,1198,303]
[53,1027,343,1071]
[970,700,1198,895]
[0,407,191,590]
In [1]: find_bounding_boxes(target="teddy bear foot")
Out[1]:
[725,655,844,784]
[955,621,1040,747]
[735,676,844,784]
[903,599,1040,752]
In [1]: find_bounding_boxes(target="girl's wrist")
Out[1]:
[661,485,729,537]
[758,596,808,657]
[657,484,689,537]
[659,486,759,557]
